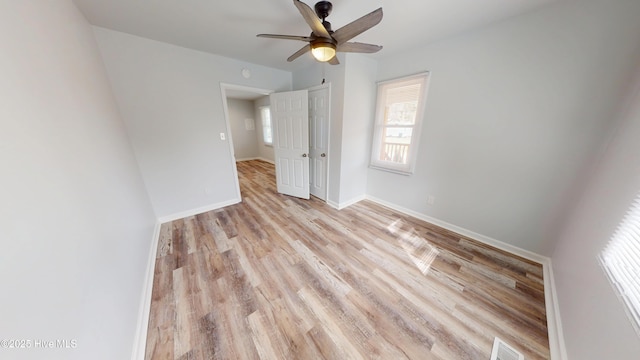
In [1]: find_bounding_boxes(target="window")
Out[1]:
[600,193,640,336]
[370,72,430,174]
[260,106,272,145]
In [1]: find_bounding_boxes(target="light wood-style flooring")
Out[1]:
[145,160,549,359]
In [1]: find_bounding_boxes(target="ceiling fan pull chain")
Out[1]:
[321,62,326,85]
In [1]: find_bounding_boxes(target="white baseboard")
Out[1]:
[363,195,567,360]
[339,195,367,210]
[236,157,274,164]
[543,261,568,360]
[257,157,274,164]
[326,195,367,210]
[157,198,241,224]
[327,200,340,210]
[131,221,162,360]
[365,195,546,263]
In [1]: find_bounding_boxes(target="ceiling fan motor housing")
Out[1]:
[311,36,336,48]
[314,1,333,20]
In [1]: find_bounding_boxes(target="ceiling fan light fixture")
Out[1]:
[311,40,336,62]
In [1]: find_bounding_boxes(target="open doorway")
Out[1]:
[221,83,330,203]
[221,84,275,164]
[220,83,273,201]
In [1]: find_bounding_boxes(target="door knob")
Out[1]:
[321,153,326,157]
[302,153,307,157]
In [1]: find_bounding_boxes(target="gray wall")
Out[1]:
[227,98,259,160]
[0,1,157,359]
[93,27,292,218]
[366,0,640,256]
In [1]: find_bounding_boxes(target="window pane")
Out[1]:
[263,119,272,144]
[384,83,421,126]
[384,127,413,140]
[380,128,413,164]
[261,107,272,145]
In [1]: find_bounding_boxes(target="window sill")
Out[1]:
[369,164,413,176]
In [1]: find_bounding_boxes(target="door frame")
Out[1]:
[307,83,331,202]
[220,83,273,202]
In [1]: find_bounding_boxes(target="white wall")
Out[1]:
[254,95,275,162]
[367,0,640,255]
[552,65,640,359]
[93,27,292,218]
[339,54,378,205]
[0,1,156,359]
[227,98,259,160]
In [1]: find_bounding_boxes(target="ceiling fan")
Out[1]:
[257,0,383,64]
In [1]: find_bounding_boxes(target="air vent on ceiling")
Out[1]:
[490,337,524,360]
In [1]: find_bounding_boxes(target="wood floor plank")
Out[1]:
[157,223,173,258]
[173,267,194,358]
[145,159,550,359]
[297,286,365,360]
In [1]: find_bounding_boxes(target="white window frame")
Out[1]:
[259,106,273,146]
[370,72,430,175]
[600,193,640,337]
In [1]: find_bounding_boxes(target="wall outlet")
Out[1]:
[220,132,226,140]
[204,187,212,195]
[427,195,435,205]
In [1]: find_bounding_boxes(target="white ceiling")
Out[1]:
[73,0,557,72]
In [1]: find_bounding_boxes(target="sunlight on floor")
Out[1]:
[387,219,439,275]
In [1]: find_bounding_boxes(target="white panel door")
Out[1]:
[270,90,310,199]
[309,87,329,200]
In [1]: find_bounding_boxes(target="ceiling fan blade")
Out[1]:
[287,44,311,62]
[293,0,331,39]
[328,56,340,65]
[332,8,383,44]
[337,42,382,53]
[257,34,312,42]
